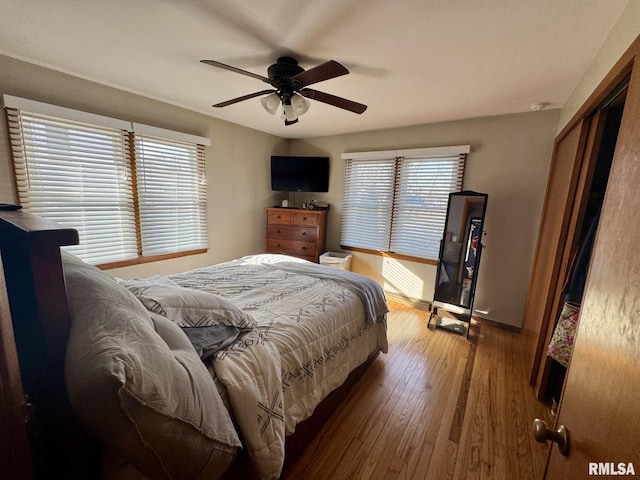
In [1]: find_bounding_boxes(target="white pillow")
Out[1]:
[63,253,242,480]
[119,278,257,329]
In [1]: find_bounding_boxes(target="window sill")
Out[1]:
[340,246,438,266]
[96,248,208,270]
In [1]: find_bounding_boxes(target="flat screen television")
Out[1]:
[271,155,329,192]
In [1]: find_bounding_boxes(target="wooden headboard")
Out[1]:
[0,210,100,479]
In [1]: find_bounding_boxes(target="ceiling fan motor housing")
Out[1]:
[268,57,305,91]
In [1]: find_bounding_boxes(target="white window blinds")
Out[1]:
[6,108,139,264]
[135,135,208,255]
[4,95,211,265]
[341,146,468,260]
[341,158,396,251]
[390,154,465,259]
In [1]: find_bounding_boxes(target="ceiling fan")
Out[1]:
[200,56,367,125]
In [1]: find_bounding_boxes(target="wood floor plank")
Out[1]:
[423,356,466,480]
[285,302,549,480]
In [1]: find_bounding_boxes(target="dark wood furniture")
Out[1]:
[0,210,100,479]
[0,210,376,479]
[0,247,34,479]
[265,207,327,262]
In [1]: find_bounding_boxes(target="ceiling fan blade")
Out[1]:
[201,59,274,85]
[300,88,367,114]
[212,89,275,107]
[292,60,349,87]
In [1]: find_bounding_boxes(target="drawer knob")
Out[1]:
[302,246,306,250]
[302,231,306,235]
[302,217,307,221]
[277,215,281,219]
[277,243,281,248]
[277,229,281,233]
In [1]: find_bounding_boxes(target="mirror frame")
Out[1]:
[433,190,488,316]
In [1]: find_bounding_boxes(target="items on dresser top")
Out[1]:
[265,207,327,262]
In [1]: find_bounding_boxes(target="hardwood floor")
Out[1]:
[285,302,550,480]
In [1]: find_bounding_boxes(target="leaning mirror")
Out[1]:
[430,191,488,336]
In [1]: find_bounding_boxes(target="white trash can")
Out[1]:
[319,252,353,271]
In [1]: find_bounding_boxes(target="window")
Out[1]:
[134,133,207,256]
[341,156,396,251]
[4,95,210,266]
[341,146,468,261]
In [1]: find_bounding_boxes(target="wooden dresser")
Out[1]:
[265,207,327,262]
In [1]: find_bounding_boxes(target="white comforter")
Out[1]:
[163,254,388,479]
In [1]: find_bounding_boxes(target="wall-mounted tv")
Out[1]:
[271,155,329,192]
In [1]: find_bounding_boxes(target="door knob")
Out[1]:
[533,418,570,456]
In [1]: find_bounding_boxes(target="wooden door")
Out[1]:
[531,108,617,399]
[544,45,640,478]
[521,118,589,389]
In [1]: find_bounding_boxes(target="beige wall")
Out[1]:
[0,54,288,278]
[559,1,640,132]
[290,109,560,328]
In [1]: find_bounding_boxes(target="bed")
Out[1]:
[0,210,388,480]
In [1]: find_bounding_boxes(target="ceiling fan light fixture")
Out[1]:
[282,103,298,122]
[280,94,298,125]
[261,93,280,115]
[202,56,367,124]
[291,93,310,116]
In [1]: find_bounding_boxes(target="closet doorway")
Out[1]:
[523,77,628,402]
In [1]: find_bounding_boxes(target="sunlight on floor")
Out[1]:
[386,301,430,345]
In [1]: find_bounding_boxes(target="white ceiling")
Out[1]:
[0,0,629,139]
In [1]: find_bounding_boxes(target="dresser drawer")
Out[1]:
[266,239,317,258]
[267,210,293,225]
[267,225,316,242]
[291,211,319,226]
[265,207,326,262]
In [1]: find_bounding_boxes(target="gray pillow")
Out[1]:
[63,252,242,480]
[119,278,257,329]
